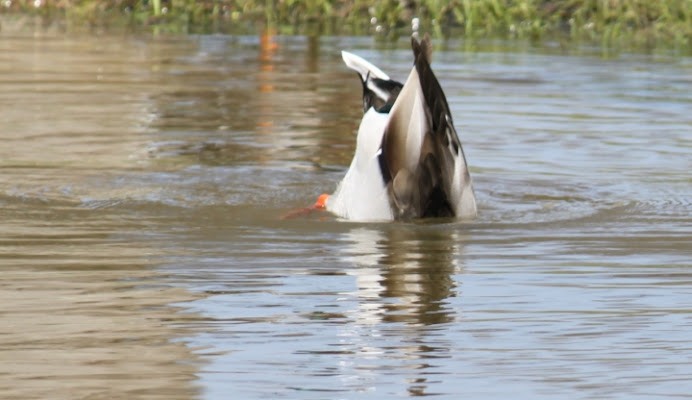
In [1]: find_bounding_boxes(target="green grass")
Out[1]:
[1,0,691,51]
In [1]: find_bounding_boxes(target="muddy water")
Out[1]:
[0,33,691,399]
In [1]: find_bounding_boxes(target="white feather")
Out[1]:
[451,154,477,218]
[341,51,393,104]
[326,108,393,221]
[341,51,390,81]
[388,66,428,172]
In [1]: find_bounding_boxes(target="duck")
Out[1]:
[314,35,477,222]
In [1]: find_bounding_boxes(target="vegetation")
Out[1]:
[2,0,691,50]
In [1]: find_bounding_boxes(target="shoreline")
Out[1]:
[1,0,690,52]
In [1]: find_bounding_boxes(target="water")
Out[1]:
[1,32,691,399]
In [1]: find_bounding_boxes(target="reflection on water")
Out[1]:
[1,32,691,399]
[345,226,462,326]
[0,34,208,400]
[0,201,206,399]
[336,225,463,397]
[0,268,203,400]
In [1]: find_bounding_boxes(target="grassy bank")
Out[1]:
[1,0,691,50]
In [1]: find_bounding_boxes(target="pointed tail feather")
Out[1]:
[341,51,390,81]
[342,51,403,113]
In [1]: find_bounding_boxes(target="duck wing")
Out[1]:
[378,36,476,219]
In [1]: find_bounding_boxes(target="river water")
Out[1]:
[0,32,691,399]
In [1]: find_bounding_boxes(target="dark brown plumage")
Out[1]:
[378,35,470,219]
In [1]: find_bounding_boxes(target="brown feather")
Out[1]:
[379,35,470,219]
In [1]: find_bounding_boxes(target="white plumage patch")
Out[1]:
[327,109,393,221]
[327,37,477,221]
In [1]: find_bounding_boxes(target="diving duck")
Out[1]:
[315,36,477,222]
